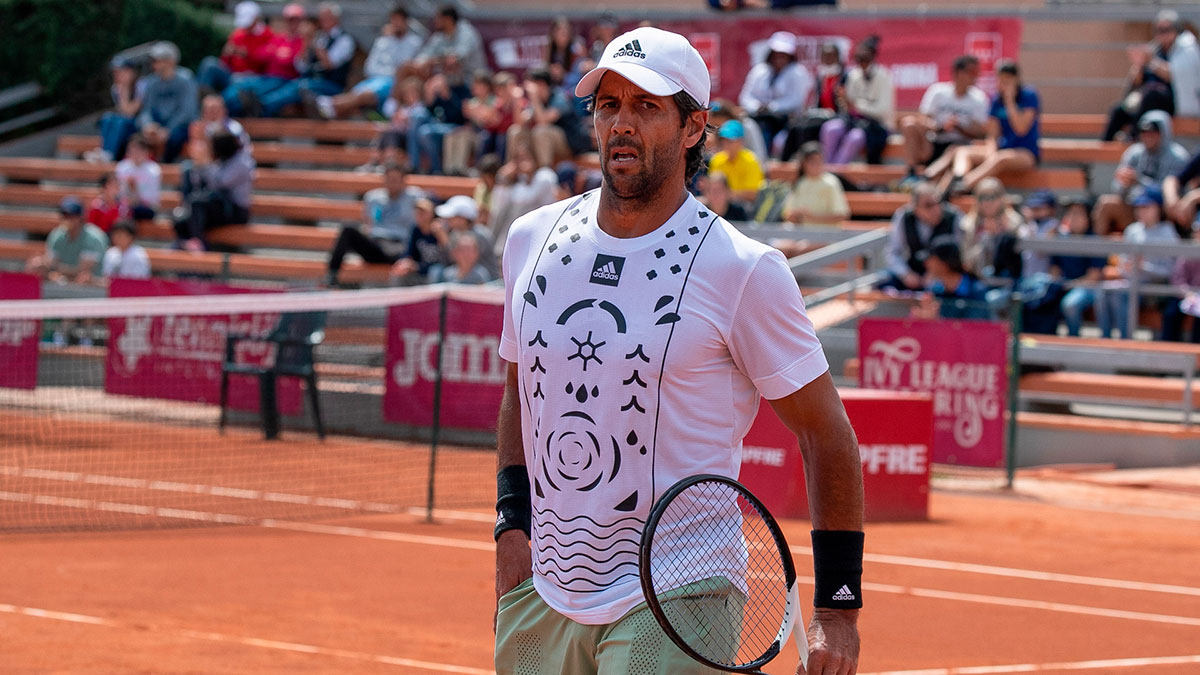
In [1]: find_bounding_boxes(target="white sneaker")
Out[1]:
[83,148,113,164]
[316,96,335,119]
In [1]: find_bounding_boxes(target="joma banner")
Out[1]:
[105,278,301,413]
[383,294,507,431]
[0,272,41,390]
[857,318,1008,467]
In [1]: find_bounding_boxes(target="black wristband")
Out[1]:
[811,529,864,609]
[494,465,532,541]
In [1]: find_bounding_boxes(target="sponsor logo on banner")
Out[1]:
[390,329,506,387]
[0,271,41,390]
[742,445,786,467]
[965,32,1003,94]
[0,319,36,347]
[860,444,928,475]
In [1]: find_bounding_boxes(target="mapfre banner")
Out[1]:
[0,272,41,390]
[857,318,1008,467]
[105,278,301,413]
[383,289,507,431]
[475,17,1021,109]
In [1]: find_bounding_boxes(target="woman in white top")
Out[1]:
[738,31,813,158]
[819,36,895,165]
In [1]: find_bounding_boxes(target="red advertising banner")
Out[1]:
[739,390,932,522]
[857,318,1008,467]
[476,17,1022,109]
[0,272,41,390]
[105,278,301,413]
[383,293,507,431]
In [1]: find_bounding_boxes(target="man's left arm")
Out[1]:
[769,372,863,675]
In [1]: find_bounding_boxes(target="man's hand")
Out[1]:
[1115,166,1138,188]
[494,529,532,631]
[798,608,860,675]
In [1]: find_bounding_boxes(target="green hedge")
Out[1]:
[0,0,226,113]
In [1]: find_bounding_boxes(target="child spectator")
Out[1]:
[820,35,894,165]
[391,198,447,283]
[1096,188,1181,339]
[1095,112,1189,234]
[914,236,992,320]
[86,57,145,164]
[1052,199,1108,337]
[708,120,765,205]
[87,173,128,234]
[115,134,162,223]
[137,42,199,163]
[26,198,109,284]
[316,4,422,119]
[709,99,768,165]
[1020,190,1059,278]
[782,142,850,225]
[435,230,492,284]
[174,131,254,251]
[357,76,428,174]
[197,1,274,95]
[326,163,424,286]
[100,221,151,280]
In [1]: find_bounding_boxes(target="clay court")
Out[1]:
[3,404,1200,674]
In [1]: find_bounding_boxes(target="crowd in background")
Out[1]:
[25,2,1200,341]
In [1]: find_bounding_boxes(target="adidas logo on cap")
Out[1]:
[612,39,646,60]
[589,254,625,287]
[832,585,856,602]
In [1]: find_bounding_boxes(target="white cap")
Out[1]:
[233,1,261,29]
[435,195,479,221]
[766,31,797,56]
[575,27,711,108]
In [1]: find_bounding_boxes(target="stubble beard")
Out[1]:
[600,132,684,209]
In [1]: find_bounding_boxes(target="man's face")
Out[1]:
[318,9,337,31]
[435,14,452,34]
[384,169,407,194]
[1030,205,1055,223]
[202,96,226,122]
[593,73,703,203]
[914,194,942,225]
[63,215,82,234]
[1141,127,1162,152]
[524,79,549,103]
[1155,22,1177,51]
[955,63,980,89]
[767,52,791,71]
[389,13,407,34]
[151,57,172,76]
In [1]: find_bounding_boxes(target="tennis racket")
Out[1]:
[639,474,807,674]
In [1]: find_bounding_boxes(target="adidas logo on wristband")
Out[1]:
[832,585,856,602]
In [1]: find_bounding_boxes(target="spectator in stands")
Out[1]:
[780,43,846,162]
[585,15,619,64]
[1095,187,1181,339]
[738,31,812,156]
[315,5,422,120]
[1051,198,1107,337]
[473,153,502,225]
[443,71,494,176]
[1165,146,1200,229]
[223,3,307,117]
[197,1,274,95]
[507,68,583,169]
[256,2,355,118]
[959,178,1023,281]
[901,55,989,182]
[87,173,128,235]
[820,35,894,165]
[1095,111,1189,234]
[1105,10,1200,140]
[1161,243,1200,342]
[464,72,519,165]
[100,221,151,280]
[546,16,586,89]
[708,120,765,206]
[391,197,447,283]
[782,141,850,226]
[356,76,427,174]
[87,57,145,164]
[325,163,423,287]
[197,94,252,155]
[435,195,498,278]
[435,230,492,284]
[913,236,992,320]
[412,73,470,175]
[136,41,199,163]
[26,197,109,284]
[409,5,485,78]
[709,99,767,165]
[698,172,750,222]
[1018,189,1061,279]
[115,134,162,224]
[174,131,254,251]
[489,147,559,254]
[881,181,962,292]
[933,60,1040,196]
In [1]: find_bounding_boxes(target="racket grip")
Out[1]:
[783,581,808,670]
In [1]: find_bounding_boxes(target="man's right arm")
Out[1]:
[495,361,532,602]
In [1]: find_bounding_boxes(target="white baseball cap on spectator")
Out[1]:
[575,26,711,108]
[233,1,261,29]
[149,41,180,63]
[767,31,797,56]
[435,195,479,222]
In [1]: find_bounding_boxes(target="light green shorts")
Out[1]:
[494,578,736,675]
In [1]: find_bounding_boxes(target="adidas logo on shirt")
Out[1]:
[612,40,646,59]
[832,585,856,602]
[589,254,626,287]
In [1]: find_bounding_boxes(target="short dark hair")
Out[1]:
[525,67,553,86]
[210,131,241,162]
[952,54,980,72]
[390,3,407,18]
[110,220,136,238]
[128,133,150,151]
[926,235,965,275]
[477,153,502,176]
[98,171,115,187]
[437,4,458,23]
[997,59,1020,77]
[674,91,712,183]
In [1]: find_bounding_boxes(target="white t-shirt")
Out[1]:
[918,82,990,144]
[101,245,151,279]
[114,159,163,209]
[499,190,829,624]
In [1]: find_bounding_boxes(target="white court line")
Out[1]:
[860,653,1200,674]
[0,603,493,675]
[6,491,1200,627]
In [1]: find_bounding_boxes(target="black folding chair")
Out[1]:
[218,311,326,440]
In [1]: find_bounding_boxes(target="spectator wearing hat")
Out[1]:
[1051,199,1108,337]
[782,141,850,226]
[26,198,109,284]
[223,2,308,116]
[1165,145,1200,229]
[901,55,989,179]
[316,4,422,119]
[1095,110,1189,235]
[87,57,147,164]
[1096,187,1181,339]
[708,99,767,165]
[197,1,275,95]
[708,119,765,204]
[258,2,356,117]
[1020,189,1059,278]
[820,35,894,165]
[100,221,151,280]
[136,41,199,163]
[325,163,424,287]
[738,31,813,156]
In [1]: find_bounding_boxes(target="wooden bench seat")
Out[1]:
[1019,370,1198,406]
[57,136,376,169]
[238,117,380,142]
[1017,411,1200,440]
[1020,334,1200,368]
[1038,113,1200,138]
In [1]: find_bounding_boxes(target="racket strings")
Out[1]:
[647,481,790,669]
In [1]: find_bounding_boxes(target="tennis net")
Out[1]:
[0,283,504,533]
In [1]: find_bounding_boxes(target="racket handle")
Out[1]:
[783,581,808,670]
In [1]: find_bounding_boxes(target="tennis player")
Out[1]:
[495,27,864,675]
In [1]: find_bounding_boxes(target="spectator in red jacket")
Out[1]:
[222,3,308,117]
[198,1,275,95]
[87,172,129,234]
